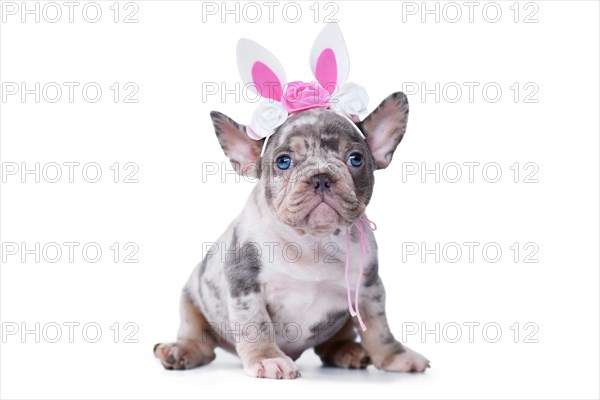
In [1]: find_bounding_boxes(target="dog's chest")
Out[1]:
[261,260,351,349]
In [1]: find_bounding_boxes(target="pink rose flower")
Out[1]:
[281,81,331,113]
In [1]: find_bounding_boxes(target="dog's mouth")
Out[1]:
[303,196,345,234]
[274,176,365,235]
[308,199,338,219]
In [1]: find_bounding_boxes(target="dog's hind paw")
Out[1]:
[153,340,215,370]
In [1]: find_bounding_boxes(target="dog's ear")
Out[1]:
[210,111,264,178]
[359,92,409,169]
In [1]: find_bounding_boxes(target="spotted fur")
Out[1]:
[154,93,430,379]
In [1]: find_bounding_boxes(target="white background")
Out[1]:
[1,1,599,399]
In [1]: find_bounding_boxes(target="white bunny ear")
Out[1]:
[309,23,350,95]
[237,38,287,102]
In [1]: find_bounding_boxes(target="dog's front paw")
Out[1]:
[245,356,301,379]
[380,346,430,373]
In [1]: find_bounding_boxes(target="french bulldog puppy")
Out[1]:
[153,92,430,379]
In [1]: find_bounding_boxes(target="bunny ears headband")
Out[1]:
[237,23,369,152]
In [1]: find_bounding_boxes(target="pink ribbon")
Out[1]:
[344,215,377,331]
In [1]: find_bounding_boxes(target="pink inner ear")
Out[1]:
[251,61,283,101]
[315,48,337,94]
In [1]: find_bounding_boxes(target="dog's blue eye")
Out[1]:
[348,153,363,167]
[276,155,292,170]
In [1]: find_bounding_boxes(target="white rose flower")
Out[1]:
[248,100,288,140]
[330,82,369,119]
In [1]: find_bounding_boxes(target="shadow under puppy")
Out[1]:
[154,25,429,379]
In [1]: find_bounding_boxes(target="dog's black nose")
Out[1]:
[312,174,332,194]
